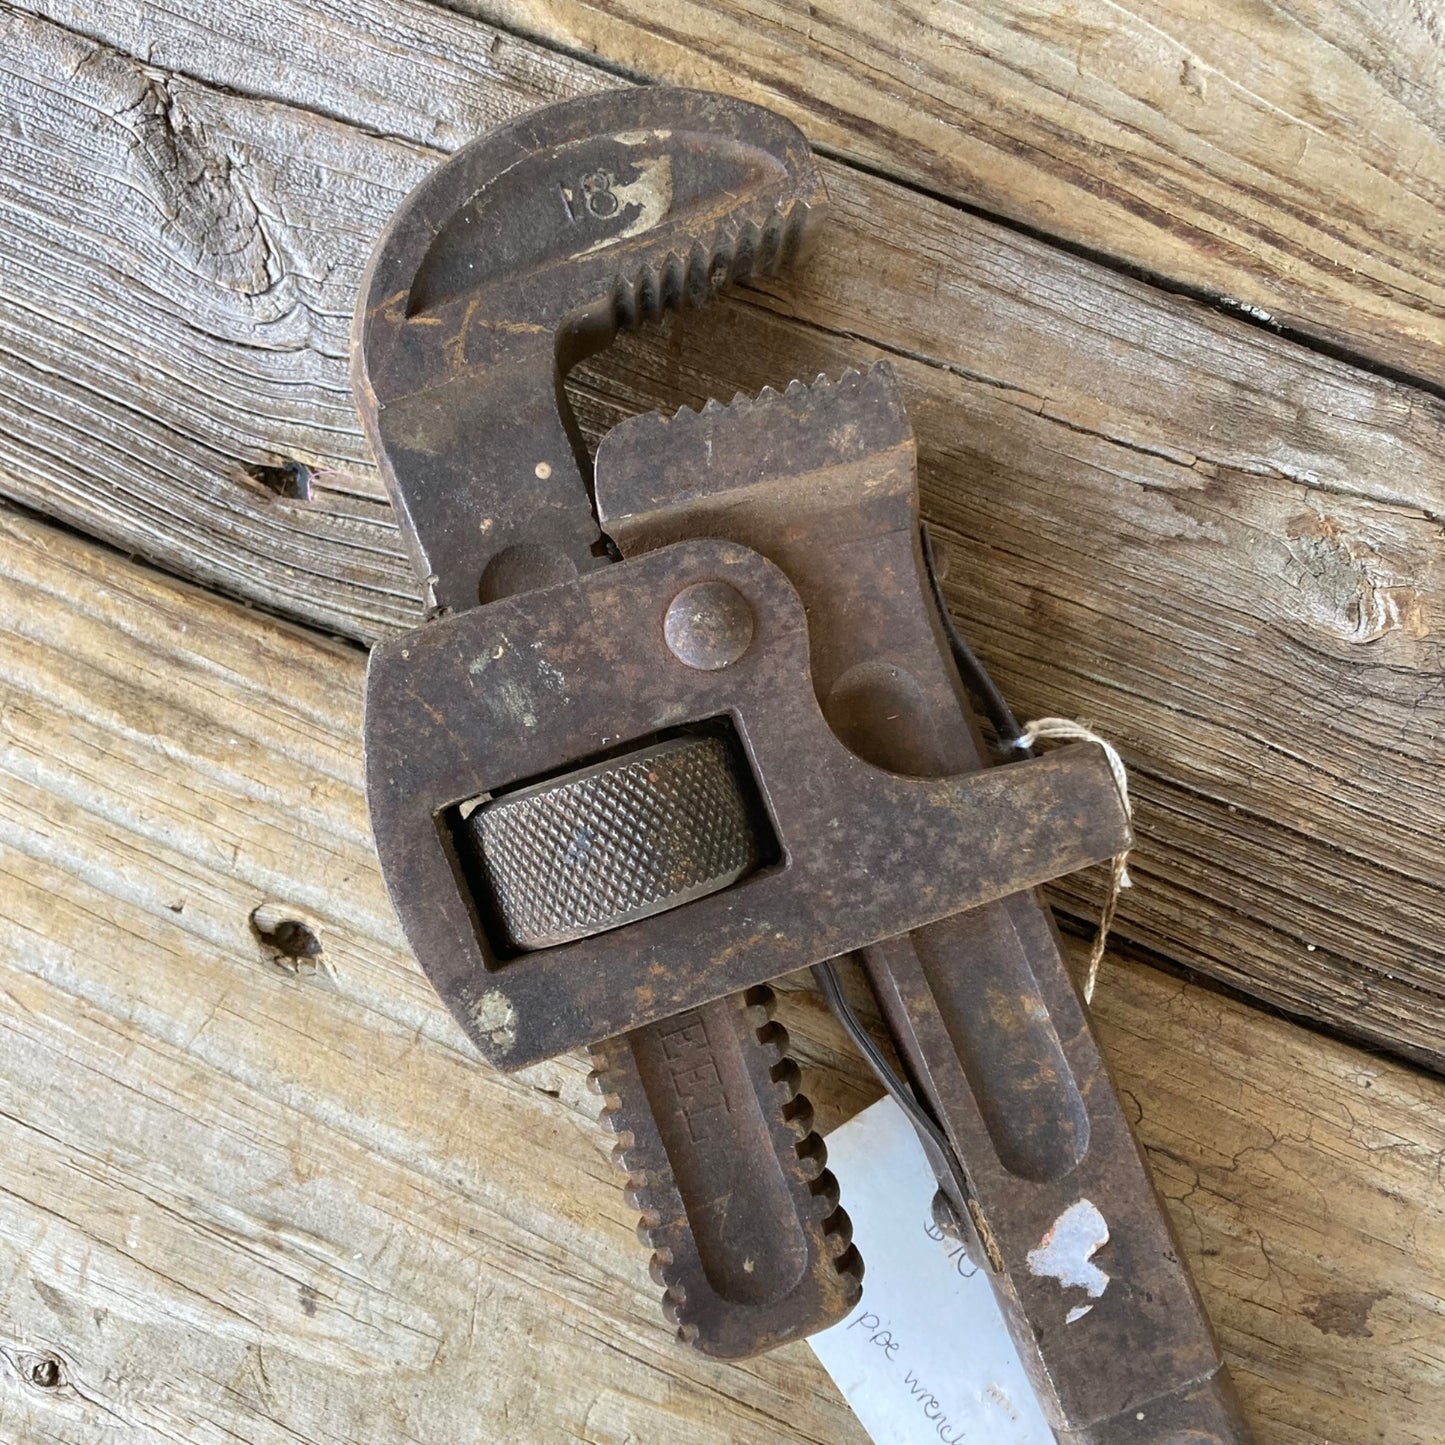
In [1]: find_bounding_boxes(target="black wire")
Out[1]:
[812,960,973,1222]
[919,525,1024,748]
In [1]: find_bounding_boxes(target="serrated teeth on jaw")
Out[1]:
[679,359,895,423]
[608,198,815,329]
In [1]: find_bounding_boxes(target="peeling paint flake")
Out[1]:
[1027,1199,1110,1311]
[469,989,517,1054]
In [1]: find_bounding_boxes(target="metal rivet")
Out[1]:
[664,581,754,671]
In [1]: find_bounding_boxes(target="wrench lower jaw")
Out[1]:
[586,358,1242,1421]
[591,987,861,1359]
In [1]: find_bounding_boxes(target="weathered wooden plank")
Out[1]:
[3,504,1443,1444]
[0,2,1441,1068]
[468,0,1445,384]
[36,0,1445,378]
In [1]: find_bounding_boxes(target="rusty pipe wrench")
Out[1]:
[352,85,1252,1437]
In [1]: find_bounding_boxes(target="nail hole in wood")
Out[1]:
[250,905,323,974]
[27,1355,61,1389]
[253,916,321,960]
[245,459,312,500]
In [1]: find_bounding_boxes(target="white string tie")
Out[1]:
[1013,718,1133,1004]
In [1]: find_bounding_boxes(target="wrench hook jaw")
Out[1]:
[352,87,827,613]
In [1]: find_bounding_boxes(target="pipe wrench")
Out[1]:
[352,86,1251,1443]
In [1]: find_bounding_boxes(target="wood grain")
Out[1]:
[0,4,1442,1065]
[3,503,1444,1443]
[469,0,1445,384]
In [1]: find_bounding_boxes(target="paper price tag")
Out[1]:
[809,1098,1053,1445]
